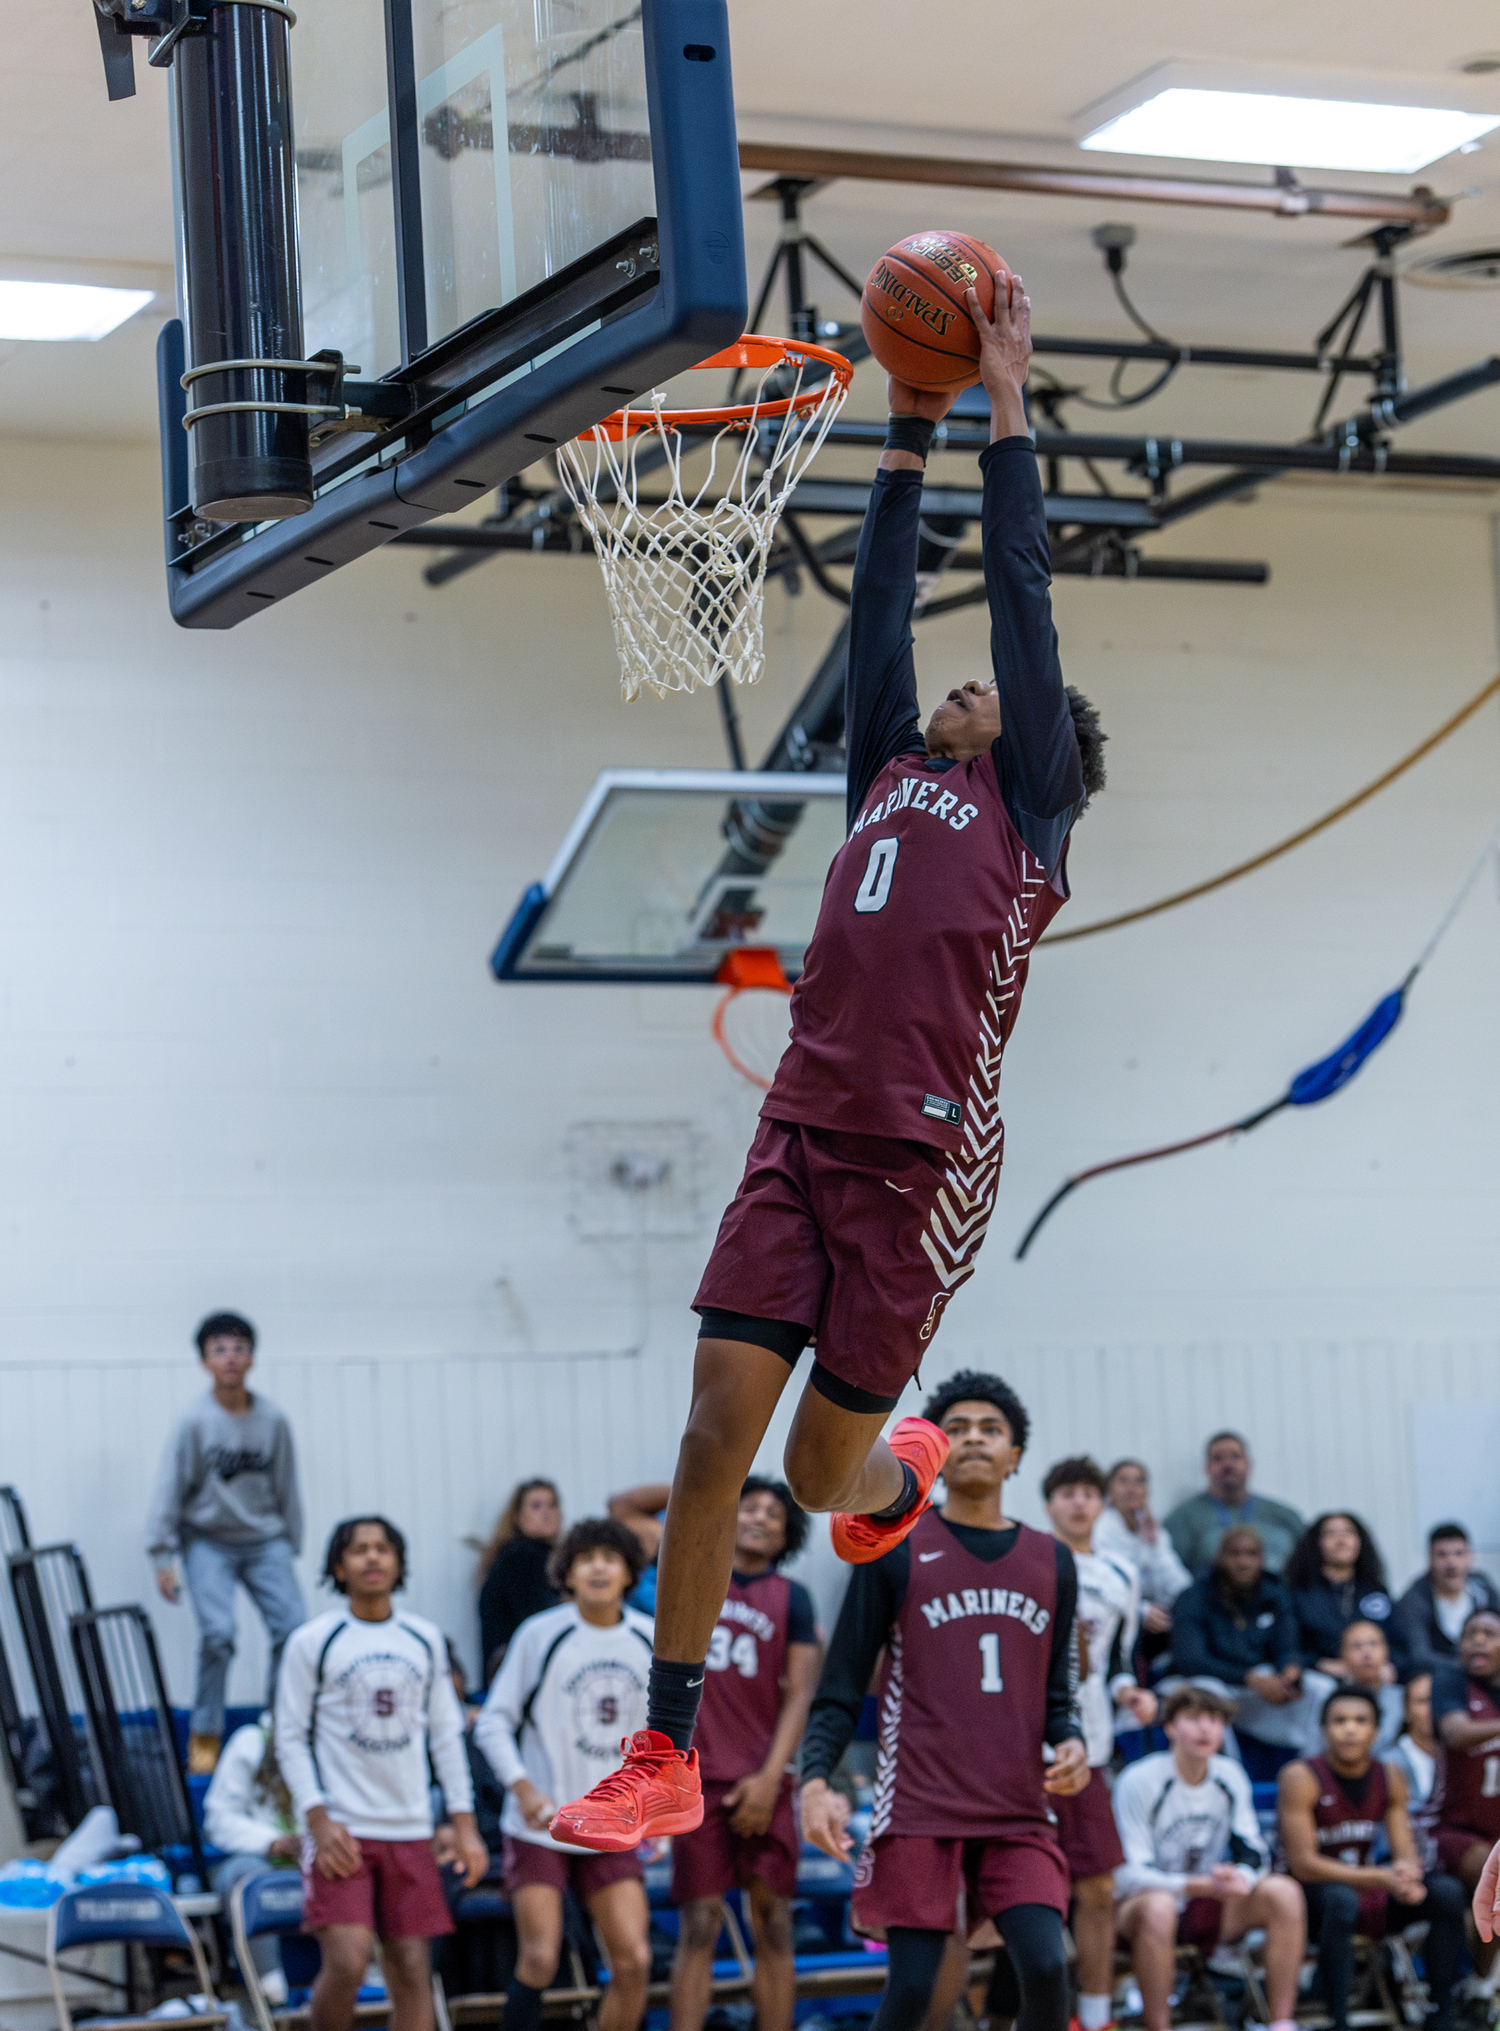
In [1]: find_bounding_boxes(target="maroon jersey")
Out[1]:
[1436,1680,1500,1838]
[1308,1755,1388,1866]
[871,1509,1061,1839]
[693,1572,813,1784]
[764,751,1066,1156]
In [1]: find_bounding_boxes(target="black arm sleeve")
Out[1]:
[980,438,1086,875]
[844,470,928,825]
[1046,1541,1084,1746]
[799,1547,908,1782]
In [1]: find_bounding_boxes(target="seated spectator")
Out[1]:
[1431,1607,1500,1981]
[202,1713,302,1998]
[1165,1432,1304,1578]
[1278,1685,1464,2031]
[1323,1622,1404,1756]
[477,1480,562,1682]
[1284,1514,1397,1677]
[1168,1526,1309,1770]
[1095,1459,1192,1642]
[1391,1524,1500,1678]
[1390,1672,1438,1816]
[1113,1686,1305,2031]
[608,1481,670,1614]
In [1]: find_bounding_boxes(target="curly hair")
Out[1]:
[740,1477,809,1565]
[1042,1454,1107,1502]
[323,1515,407,1594]
[1065,686,1107,803]
[1283,1512,1387,1596]
[921,1370,1030,1456]
[548,1517,645,1595]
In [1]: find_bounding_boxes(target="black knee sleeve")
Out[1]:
[991,1905,1068,2031]
[872,1927,951,2031]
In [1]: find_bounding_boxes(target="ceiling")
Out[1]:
[4,0,1500,453]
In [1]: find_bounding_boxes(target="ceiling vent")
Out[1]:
[1406,244,1500,288]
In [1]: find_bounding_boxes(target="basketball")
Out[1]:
[860,231,1008,392]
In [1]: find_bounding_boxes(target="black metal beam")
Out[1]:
[1030,335,1380,376]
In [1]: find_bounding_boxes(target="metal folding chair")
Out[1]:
[9,1542,105,1827]
[72,1604,206,1886]
[45,1884,228,2031]
[230,1866,449,2031]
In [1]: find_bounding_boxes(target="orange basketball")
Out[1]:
[860,231,1008,392]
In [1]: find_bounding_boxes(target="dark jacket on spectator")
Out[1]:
[1171,1569,1299,1686]
[478,1534,559,1680]
[1290,1574,1401,1673]
[1390,1571,1500,1677]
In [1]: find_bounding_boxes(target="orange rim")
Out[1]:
[711,981,792,1091]
[587,335,854,441]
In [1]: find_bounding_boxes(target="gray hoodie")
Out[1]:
[146,1391,303,1559]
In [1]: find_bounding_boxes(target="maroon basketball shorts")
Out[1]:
[851,1829,1069,1939]
[502,1834,644,1904]
[670,1778,799,1904]
[1435,1823,1497,1874]
[694,1117,993,1413]
[300,1835,454,1939]
[1051,1771,1125,1882]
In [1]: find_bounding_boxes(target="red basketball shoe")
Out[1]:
[549,1730,703,1851]
[830,1416,950,1564]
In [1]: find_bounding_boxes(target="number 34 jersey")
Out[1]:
[763,752,1069,1156]
[694,1570,819,1784]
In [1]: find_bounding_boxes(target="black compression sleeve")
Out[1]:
[979,438,1086,874]
[1046,1541,1083,1746]
[786,1580,818,1646]
[844,471,928,826]
[799,1548,908,1782]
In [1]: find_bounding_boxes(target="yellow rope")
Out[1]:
[1040,669,1500,946]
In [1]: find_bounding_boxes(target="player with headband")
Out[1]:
[550,268,1108,1852]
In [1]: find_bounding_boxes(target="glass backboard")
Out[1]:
[160,0,746,627]
[492,770,848,983]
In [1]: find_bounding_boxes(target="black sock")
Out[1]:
[646,1657,704,1752]
[871,1462,919,1522]
[503,1979,545,2031]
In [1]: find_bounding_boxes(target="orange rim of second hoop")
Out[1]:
[586,335,854,441]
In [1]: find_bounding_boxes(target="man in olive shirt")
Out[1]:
[1165,1433,1304,1579]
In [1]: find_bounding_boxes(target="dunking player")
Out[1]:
[668,1480,821,2031]
[552,270,1106,1850]
[797,1371,1087,2031]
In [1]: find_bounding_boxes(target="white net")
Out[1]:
[556,343,850,702]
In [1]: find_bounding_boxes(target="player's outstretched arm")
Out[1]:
[964,270,1031,444]
[1474,1838,1500,1941]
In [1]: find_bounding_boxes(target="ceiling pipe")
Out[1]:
[738,141,1451,230]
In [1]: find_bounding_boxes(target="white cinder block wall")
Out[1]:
[0,435,1498,1710]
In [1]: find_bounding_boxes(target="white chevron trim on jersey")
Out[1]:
[918,851,1049,1302]
[870,1626,904,1839]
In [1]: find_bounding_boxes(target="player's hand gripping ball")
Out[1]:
[861,230,1009,393]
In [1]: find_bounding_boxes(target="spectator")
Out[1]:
[1165,1432,1304,1578]
[476,1482,563,1682]
[1430,1607,1500,1976]
[275,1517,487,2031]
[146,1311,305,1774]
[1113,1686,1305,2031]
[1391,1525,1500,1679]
[1168,1526,1309,1773]
[608,1482,671,1614]
[202,1713,301,2000]
[1278,1685,1464,2031]
[1095,1459,1191,1639]
[1284,1514,1396,1676]
[1390,1674,1439,1871]
[1319,1621,1404,1756]
[474,1520,654,2031]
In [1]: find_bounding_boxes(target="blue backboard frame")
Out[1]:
[159,0,747,629]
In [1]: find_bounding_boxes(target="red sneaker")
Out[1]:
[548,1729,703,1851]
[830,1416,950,1564]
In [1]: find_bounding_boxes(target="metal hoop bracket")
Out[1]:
[180,356,344,390]
[182,400,342,429]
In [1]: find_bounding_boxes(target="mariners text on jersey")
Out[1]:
[919,1585,1050,1634]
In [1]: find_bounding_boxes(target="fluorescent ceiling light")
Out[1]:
[0,279,154,342]
[1081,87,1500,174]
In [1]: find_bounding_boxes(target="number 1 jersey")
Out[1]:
[764,750,1068,1155]
[693,1569,818,1784]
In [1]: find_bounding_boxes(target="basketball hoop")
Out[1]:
[711,947,793,1091]
[557,336,853,703]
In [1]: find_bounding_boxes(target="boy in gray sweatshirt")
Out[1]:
[146,1312,306,1772]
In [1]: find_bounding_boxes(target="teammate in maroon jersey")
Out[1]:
[668,1479,821,2031]
[1279,1686,1464,2031]
[551,270,1106,1852]
[1430,1609,1500,1976]
[798,1371,1087,2031]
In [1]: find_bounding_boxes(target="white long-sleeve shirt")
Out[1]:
[275,1607,472,1841]
[203,1718,301,1856]
[1112,1750,1268,1904]
[1094,1506,1192,1612]
[474,1602,653,1855]
[1073,1545,1141,1767]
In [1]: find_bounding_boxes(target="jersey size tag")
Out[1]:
[921,1093,962,1126]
